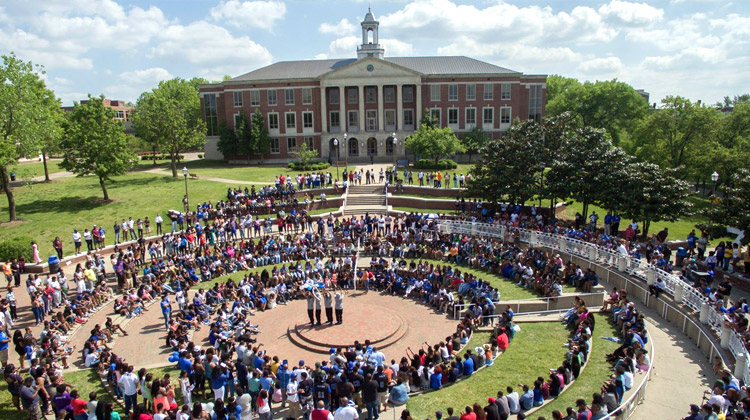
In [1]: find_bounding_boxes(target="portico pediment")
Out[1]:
[319,57,421,86]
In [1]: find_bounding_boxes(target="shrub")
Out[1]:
[413,159,458,170]
[140,154,185,161]
[197,154,203,159]
[288,161,331,171]
[0,235,36,262]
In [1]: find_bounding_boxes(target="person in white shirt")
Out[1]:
[118,366,139,414]
[333,397,359,420]
[506,386,520,414]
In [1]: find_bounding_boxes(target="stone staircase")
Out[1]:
[343,184,388,216]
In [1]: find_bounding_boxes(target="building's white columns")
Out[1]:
[396,84,403,132]
[320,87,328,135]
[416,84,423,126]
[378,84,385,134]
[358,85,365,134]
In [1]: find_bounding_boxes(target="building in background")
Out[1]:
[62,98,134,133]
[199,9,546,163]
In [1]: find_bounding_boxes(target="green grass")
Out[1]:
[406,322,569,420]
[392,207,456,215]
[0,172,230,258]
[534,314,620,418]
[11,161,66,178]
[173,159,350,183]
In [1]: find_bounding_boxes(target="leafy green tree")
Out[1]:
[546,78,648,145]
[0,53,58,221]
[701,169,750,244]
[632,96,720,179]
[618,163,692,237]
[37,87,64,182]
[420,108,438,129]
[250,110,270,163]
[405,124,465,164]
[216,120,238,160]
[460,126,490,163]
[467,119,545,204]
[133,78,206,178]
[235,113,253,159]
[294,142,318,167]
[60,95,138,200]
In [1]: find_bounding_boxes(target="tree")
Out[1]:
[250,110,270,162]
[405,124,465,164]
[215,120,238,160]
[235,113,253,159]
[618,163,692,237]
[420,108,438,129]
[293,142,318,167]
[546,78,648,145]
[60,95,138,200]
[133,78,206,178]
[701,169,750,244]
[632,96,720,179]
[38,90,64,182]
[467,119,546,204]
[460,126,490,163]
[0,53,58,221]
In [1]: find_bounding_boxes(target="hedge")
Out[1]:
[288,161,331,171]
[140,154,185,161]
[413,158,459,170]
[0,235,36,262]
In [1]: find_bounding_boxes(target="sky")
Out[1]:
[1,0,747,106]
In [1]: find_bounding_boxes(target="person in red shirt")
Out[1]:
[496,332,509,352]
[459,405,477,420]
[70,390,88,420]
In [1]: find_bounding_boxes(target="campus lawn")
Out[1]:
[391,207,457,215]
[171,159,357,184]
[10,160,66,179]
[534,314,620,419]
[0,172,230,258]
[406,321,569,420]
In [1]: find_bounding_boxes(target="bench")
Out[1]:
[397,159,410,167]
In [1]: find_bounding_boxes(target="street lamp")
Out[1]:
[343,132,348,172]
[392,132,398,169]
[333,138,340,181]
[182,166,189,213]
[711,171,719,195]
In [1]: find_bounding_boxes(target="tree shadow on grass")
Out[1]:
[15,195,111,215]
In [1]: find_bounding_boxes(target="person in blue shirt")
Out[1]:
[532,381,544,407]
[429,366,443,390]
[462,353,474,376]
[160,295,171,331]
[210,366,229,401]
[519,384,534,411]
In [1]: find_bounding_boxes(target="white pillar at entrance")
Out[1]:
[378,85,385,134]
[358,85,365,133]
[396,84,403,132]
[320,87,328,135]
[416,84,422,125]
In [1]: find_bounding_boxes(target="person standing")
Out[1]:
[362,374,379,420]
[20,377,43,420]
[31,241,42,264]
[307,292,315,325]
[324,291,333,325]
[113,221,121,244]
[52,237,63,259]
[160,295,171,331]
[118,365,139,416]
[334,290,344,325]
[72,229,82,255]
[314,289,322,326]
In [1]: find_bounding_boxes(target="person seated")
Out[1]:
[388,379,409,406]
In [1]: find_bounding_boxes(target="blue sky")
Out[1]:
[1,0,747,106]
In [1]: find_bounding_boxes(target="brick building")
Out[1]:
[199,9,546,163]
[62,98,134,133]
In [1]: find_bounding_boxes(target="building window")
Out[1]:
[330,88,339,105]
[268,90,277,106]
[483,83,493,100]
[483,107,493,125]
[302,88,312,105]
[287,137,297,153]
[385,110,396,131]
[285,89,294,105]
[330,111,340,130]
[448,108,458,126]
[303,111,314,129]
[529,84,543,122]
[250,90,260,106]
[501,107,512,124]
[385,138,393,155]
[366,110,377,131]
[466,84,476,101]
[303,137,314,149]
[116,110,124,119]
[430,108,441,125]
[268,113,279,130]
[501,83,511,100]
[285,112,296,130]
[403,109,414,128]
[233,91,243,107]
[366,86,376,103]
[403,86,414,102]
[203,94,218,136]
[430,85,440,102]
[466,108,476,127]
[347,88,358,104]
[348,111,358,131]
[385,87,395,103]
[270,138,280,154]
[449,84,458,101]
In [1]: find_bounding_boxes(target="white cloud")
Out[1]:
[319,18,357,36]
[577,57,623,73]
[210,0,286,30]
[381,39,414,56]
[119,67,173,84]
[315,35,414,59]
[599,0,663,27]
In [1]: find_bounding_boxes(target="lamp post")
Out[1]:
[343,132,348,173]
[182,166,189,213]
[392,132,398,169]
[711,171,719,195]
[539,161,546,207]
[333,138,340,181]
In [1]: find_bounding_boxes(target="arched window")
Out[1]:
[386,136,394,155]
[367,28,374,44]
[367,137,377,156]
[348,137,359,156]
